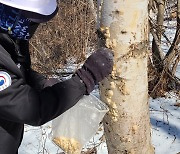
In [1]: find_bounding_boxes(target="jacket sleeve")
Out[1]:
[0,70,86,126]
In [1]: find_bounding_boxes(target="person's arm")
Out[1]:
[0,45,113,126]
[0,45,86,126]
[0,71,85,126]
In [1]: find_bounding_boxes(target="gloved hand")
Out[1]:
[76,47,113,94]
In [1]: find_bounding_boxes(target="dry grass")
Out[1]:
[30,0,97,76]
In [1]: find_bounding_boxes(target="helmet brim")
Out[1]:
[22,7,58,23]
[0,0,57,15]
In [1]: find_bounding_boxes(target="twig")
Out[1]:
[172,135,177,143]
[172,54,180,75]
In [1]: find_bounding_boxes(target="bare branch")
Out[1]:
[172,54,180,75]
[165,0,180,70]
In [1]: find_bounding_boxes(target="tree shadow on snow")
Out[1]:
[150,118,180,140]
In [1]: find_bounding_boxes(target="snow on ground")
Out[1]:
[150,93,180,154]
[19,91,180,154]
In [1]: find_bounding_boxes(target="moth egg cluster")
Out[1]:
[53,137,81,154]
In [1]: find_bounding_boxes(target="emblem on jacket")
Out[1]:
[0,71,12,91]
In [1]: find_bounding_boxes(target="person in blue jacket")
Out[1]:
[0,0,113,153]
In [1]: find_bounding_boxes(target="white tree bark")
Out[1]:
[99,0,154,153]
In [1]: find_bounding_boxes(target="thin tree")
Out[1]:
[149,0,180,97]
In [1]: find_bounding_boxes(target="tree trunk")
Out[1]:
[152,0,165,72]
[165,0,180,70]
[99,0,154,153]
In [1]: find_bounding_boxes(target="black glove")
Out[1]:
[76,47,113,94]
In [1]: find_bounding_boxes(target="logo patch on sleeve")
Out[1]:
[0,71,12,91]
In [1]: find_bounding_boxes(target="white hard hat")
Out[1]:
[0,0,57,15]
